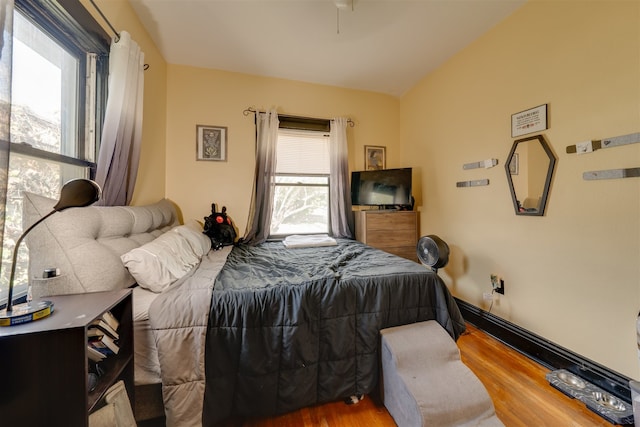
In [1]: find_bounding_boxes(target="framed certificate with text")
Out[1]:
[511,104,548,138]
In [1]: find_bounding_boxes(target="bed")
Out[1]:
[23,194,466,426]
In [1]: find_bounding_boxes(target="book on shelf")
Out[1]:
[87,344,106,362]
[101,310,120,331]
[90,345,115,357]
[86,310,120,363]
[87,327,105,338]
[89,333,120,355]
[89,318,119,340]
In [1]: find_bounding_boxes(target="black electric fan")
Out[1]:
[416,235,450,273]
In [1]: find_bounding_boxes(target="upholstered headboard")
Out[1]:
[23,192,180,298]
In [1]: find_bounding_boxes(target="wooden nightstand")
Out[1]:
[0,289,133,427]
[355,210,419,262]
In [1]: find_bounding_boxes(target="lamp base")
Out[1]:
[0,300,54,326]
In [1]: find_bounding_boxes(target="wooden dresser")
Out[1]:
[354,210,418,262]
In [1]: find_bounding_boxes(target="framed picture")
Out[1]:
[509,153,519,175]
[196,125,227,161]
[365,145,386,170]
[511,104,548,138]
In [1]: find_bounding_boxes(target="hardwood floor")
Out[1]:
[459,324,615,427]
[139,323,622,426]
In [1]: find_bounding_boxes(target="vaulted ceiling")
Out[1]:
[129,0,527,97]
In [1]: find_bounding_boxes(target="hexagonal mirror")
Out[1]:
[505,134,556,216]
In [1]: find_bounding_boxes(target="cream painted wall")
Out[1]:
[165,65,399,231]
[86,0,639,379]
[80,0,167,205]
[401,0,640,378]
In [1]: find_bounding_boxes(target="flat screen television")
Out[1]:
[351,168,412,209]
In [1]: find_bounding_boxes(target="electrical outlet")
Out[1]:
[490,274,499,288]
[491,274,505,295]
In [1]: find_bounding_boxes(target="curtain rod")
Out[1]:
[88,0,119,41]
[88,0,150,70]
[243,107,355,128]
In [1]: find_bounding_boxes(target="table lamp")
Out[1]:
[0,179,101,326]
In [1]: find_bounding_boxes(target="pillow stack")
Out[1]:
[121,221,212,292]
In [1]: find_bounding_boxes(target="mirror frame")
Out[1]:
[505,134,556,216]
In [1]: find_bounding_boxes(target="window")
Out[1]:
[269,129,331,237]
[0,2,109,306]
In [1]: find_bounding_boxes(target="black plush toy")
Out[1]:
[203,203,237,250]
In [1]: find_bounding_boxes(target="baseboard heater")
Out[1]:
[455,298,632,405]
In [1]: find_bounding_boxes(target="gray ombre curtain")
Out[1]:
[329,117,353,238]
[243,109,279,245]
[0,0,12,257]
[95,31,144,206]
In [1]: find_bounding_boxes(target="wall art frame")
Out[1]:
[365,145,386,170]
[196,124,227,161]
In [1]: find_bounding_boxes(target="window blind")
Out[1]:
[276,129,329,175]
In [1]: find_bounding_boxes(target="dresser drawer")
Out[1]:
[365,211,416,231]
[366,229,416,248]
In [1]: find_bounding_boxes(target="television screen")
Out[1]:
[351,168,412,208]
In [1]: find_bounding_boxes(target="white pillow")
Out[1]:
[172,220,211,256]
[121,231,200,292]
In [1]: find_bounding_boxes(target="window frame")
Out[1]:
[270,172,331,239]
[14,0,110,173]
[0,0,110,309]
[268,123,333,240]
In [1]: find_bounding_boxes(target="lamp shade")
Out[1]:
[53,179,101,211]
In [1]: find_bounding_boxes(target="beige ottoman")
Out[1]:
[380,321,503,427]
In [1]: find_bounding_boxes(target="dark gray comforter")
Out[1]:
[202,239,466,424]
